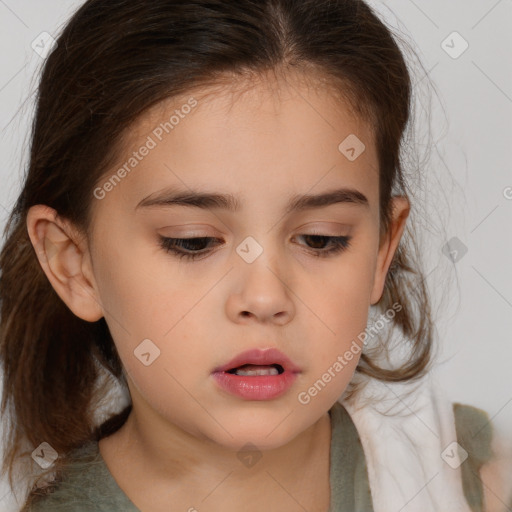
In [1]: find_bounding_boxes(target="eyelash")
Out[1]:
[158,234,352,261]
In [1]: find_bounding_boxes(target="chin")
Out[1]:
[202,405,309,451]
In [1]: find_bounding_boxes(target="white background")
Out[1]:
[0,0,511,509]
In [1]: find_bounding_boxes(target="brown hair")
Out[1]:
[0,0,435,505]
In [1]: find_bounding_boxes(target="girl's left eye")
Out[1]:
[158,234,352,261]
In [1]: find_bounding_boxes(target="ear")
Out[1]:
[26,205,104,322]
[370,196,410,305]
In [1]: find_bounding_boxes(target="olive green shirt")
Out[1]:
[24,402,496,511]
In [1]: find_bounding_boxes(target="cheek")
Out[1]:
[316,251,376,334]
[92,227,181,328]
[91,236,213,373]
[300,247,376,388]
[306,284,368,376]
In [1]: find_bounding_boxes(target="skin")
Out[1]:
[27,69,409,511]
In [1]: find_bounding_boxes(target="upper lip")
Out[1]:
[213,348,301,373]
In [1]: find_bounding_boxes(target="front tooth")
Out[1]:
[235,367,279,376]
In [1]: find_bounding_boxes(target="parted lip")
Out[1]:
[212,348,301,374]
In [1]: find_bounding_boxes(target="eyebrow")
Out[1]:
[135,186,369,214]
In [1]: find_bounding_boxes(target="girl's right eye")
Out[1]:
[158,236,220,261]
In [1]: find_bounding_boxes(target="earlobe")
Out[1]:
[26,205,104,322]
[370,196,410,305]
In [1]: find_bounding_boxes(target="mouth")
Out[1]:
[212,347,301,374]
[225,363,284,376]
[211,348,300,401]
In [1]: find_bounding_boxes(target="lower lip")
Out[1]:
[212,370,299,400]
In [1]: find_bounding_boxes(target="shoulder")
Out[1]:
[453,403,512,512]
[453,402,493,462]
[22,441,118,512]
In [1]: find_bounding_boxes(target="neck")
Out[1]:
[99,386,333,510]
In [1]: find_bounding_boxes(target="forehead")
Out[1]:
[96,70,379,217]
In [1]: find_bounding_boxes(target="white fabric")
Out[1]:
[342,372,473,512]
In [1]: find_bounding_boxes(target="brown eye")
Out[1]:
[159,236,221,260]
[295,235,352,257]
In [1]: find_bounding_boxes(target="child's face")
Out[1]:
[36,72,408,451]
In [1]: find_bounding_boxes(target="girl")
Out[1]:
[0,0,510,511]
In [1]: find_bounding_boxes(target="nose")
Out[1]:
[225,250,296,326]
